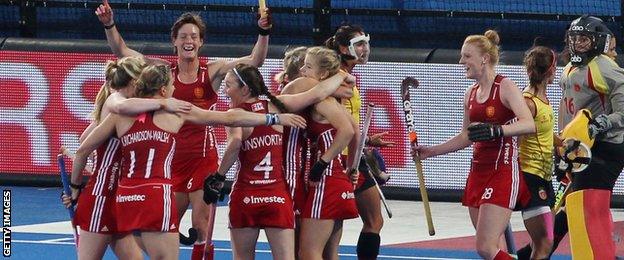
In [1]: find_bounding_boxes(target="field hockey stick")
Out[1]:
[353,103,393,218]
[552,176,571,214]
[258,0,267,18]
[179,228,198,246]
[401,77,435,236]
[205,203,218,256]
[58,147,79,249]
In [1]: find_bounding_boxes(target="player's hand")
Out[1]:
[61,194,74,209]
[95,0,114,27]
[203,174,226,204]
[467,122,504,142]
[367,131,396,147]
[553,133,564,148]
[277,114,306,128]
[257,8,272,30]
[62,185,81,208]
[411,143,435,160]
[589,114,612,138]
[163,98,192,114]
[337,70,356,87]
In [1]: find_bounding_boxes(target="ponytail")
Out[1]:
[104,56,146,90]
[91,83,111,123]
[265,92,288,113]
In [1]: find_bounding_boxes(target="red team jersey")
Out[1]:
[170,61,220,192]
[229,100,294,229]
[233,100,286,191]
[74,138,121,234]
[89,139,122,196]
[280,86,309,215]
[301,116,358,220]
[282,117,308,214]
[116,112,178,232]
[465,75,529,209]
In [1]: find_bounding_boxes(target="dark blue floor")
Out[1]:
[3,186,572,259]
[8,232,487,260]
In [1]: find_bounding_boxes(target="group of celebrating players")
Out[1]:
[59,0,624,259]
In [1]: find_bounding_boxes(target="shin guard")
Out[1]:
[566,189,614,259]
[356,232,380,259]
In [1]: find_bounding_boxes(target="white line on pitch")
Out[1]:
[38,237,75,243]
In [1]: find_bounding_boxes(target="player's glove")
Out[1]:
[309,159,329,182]
[589,114,612,138]
[553,154,568,182]
[203,173,226,204]
[467,123,504,142]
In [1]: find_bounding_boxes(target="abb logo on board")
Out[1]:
[0,50,408,176]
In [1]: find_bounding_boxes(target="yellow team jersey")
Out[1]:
[519,92,554,180]
[343,86,362,124]
[341,86,361,155]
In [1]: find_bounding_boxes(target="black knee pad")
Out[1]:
[356,232,380,258]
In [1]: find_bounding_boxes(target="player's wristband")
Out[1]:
[104,23,116,30]
[258,27,271,36]
[265,113,280,125]
[309,159,330,182]
[69,182,85,190]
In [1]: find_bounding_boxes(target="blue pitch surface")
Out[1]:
[4,186,572,259]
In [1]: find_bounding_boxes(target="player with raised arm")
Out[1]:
[95,1,273,258]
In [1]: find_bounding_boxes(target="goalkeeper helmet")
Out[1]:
[567,15,612,66]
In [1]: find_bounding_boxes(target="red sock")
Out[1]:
[493,249,514,260]
[204,243,215,260]
[192,243,206,260]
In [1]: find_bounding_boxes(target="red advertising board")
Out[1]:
[0,50,409,177]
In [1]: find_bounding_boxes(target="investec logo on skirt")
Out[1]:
[243,196,286,204]
[116,194,146,203]
[341,191,355,200]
